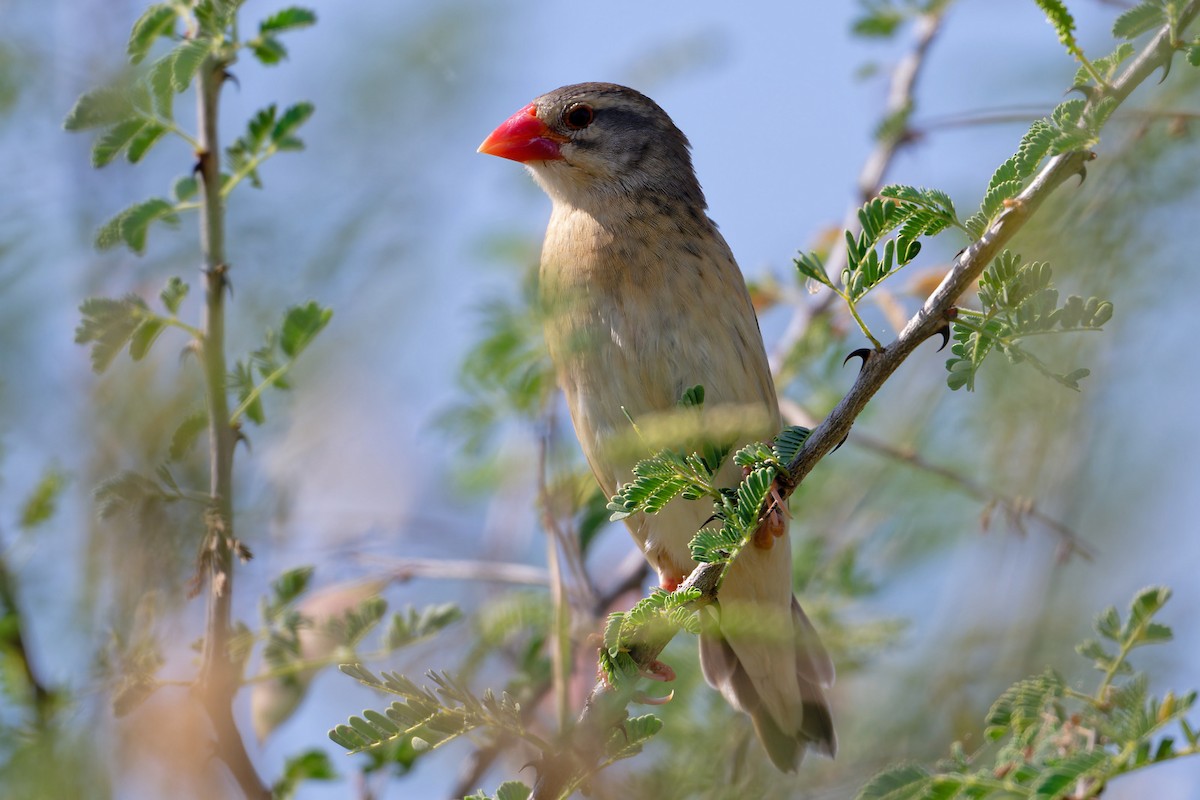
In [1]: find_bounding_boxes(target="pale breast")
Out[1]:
[541,201,780,570]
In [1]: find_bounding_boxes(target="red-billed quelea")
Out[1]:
[479,82,835,771]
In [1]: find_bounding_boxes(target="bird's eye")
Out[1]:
[562,103,594,130]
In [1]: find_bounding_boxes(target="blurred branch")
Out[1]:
[778,398,1095,562]
[453,552,650,799]
[384,557,550,586]
[537,421,573,734]
[194,54,269,799]
[530,7,1198,796]
[771,8,947,372]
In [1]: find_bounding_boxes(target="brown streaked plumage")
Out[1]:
[479,82,835,771]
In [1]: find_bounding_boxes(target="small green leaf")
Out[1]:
[168,410,208,461]
[128,4,178,64]
[75,295,150,372]
[92,119,146,167]
[172,175,198,202]
[1031,751,1107,798]
[1096,605,1122,640]
[129,317,166,360]
[1034,0,1078,52]
[64,86,136,131]
[231,360,265,425]
[272,567,315,608]
[160,276,189,314]
[1187,39,1200,67]
[494,783,531,800]
[678,384,705,408]
[167,38,212,92]
[273,749,337,798]
[149,56,175,119]
[854,763,932,800]
[280,301,332,358]
[272,101,315,143]
[127,121,167,163]
[260,7,317,33]
[19,468,67,530]
[97,197,180,254]
[251,36,288,65]
[1113,1,1168,39]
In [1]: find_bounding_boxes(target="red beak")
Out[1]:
[478,103,565,163]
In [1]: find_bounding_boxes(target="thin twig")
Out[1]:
[529,7,1200,796]
[194,55,269,799]
[777,398,1094,561]
[771,9,947,372]
[537,421,573,734]
[378,557,551,586]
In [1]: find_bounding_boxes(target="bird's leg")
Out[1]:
[635,655,676,705]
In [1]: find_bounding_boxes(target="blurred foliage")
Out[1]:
[857,588,1196,799]
[0,0,1196,798]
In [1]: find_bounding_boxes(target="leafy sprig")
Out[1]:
[64,3,317,253]
[856,587,1198,800]
[796,185,960,347]
[229,301,333,425]
[945,250,1112,391]
[329,665,551,756]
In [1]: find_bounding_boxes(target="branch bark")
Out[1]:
[531,6,1200,797]
[195,55,270,800]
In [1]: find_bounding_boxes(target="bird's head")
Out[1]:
[478,82,704,212]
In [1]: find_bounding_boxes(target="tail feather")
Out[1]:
[698,596,837,770]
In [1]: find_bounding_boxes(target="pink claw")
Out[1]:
[640,659,677,683]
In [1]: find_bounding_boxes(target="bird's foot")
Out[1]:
[634,688,676,706]
[636,660,678,701]
[751,479,790,550]
[640,659,677,683]
[659,572,684,593]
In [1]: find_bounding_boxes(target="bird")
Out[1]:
[478,82,835,771]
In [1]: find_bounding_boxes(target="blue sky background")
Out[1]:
[1,1,1198,797]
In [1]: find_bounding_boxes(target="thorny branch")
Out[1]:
[194,56,269,799]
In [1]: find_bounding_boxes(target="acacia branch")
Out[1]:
[531,7,1199,797]
[194,55,269,799]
